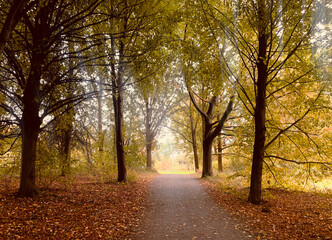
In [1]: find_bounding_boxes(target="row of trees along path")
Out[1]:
[134,174,253,240]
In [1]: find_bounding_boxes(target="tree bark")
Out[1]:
[18,56,43,197]
[248,0,268,204]
[111,36,127,182]
[217,134,223,172]
[145,97,153,170]
[202,139,213,177]
[192,131,199,171]
[146,141,152,170]
[189,102,199,171]
[17,5,49,196]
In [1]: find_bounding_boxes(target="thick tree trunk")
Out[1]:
[18,116,40,197]
[248,0,268,204]
[113,92,126,182]
[18,68,42,197]
[202,139,213,177]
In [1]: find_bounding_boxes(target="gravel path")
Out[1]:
[134,174,253,240]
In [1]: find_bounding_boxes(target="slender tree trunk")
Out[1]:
[61,131,72,176]
[145,98,153,170]
[192,132,199,171]
[248,0,268,204]
[61,39,74,176]
[189,102,199,171]
[111,36,126,182]
[96,79,104,165]
[146,142,152,170]
[217,135,223,172]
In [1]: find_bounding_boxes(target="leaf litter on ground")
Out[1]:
[201,178,332,240]
[0,174,152,239]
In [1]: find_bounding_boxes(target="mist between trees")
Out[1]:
[0,0,331,203]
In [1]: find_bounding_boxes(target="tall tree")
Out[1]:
[1,0,102,196]
[188,90,234,177]
[101,0,164,181]
[200,0,329,203]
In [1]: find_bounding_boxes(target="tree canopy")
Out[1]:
[0,0,330,203]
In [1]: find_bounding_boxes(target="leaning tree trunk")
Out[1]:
[248,0,268,204]
[189,102,199,171]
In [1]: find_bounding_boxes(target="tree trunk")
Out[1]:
[18,64,42,197]
[248,0,268,204]
[146,142,152,170]
[145,98,153,170]
[189,102,199,171]
[192,132,199,172]
[202,139,213,177]
[113,94,126,182]
[217,135,223,172]
[111,36,126,183]
[188,92,233,178]
[61,130,72,176]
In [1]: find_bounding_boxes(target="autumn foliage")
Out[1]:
[202,179,332,240]
[0,176,149,239]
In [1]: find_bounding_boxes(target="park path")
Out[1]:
[134,174,253,240]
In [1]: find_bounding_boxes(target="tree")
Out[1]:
[1,0,102,196]
[136,67,179,170]
[100,0,166,181]
[200,0,330,203]
[188,91,233,177]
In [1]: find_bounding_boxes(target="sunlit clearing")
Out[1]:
[158,170,196,174]
[154,125,195,173]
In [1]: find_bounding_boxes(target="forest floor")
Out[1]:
[0,173,153,239]
[0,173,331,239]
[201,177,332,240]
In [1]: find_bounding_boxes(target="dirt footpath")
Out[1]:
[134,174,254,240]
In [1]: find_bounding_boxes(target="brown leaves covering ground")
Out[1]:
[201,179,332,240]
[0,174,152,239]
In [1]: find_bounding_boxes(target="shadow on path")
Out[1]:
[134,174,253,240]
